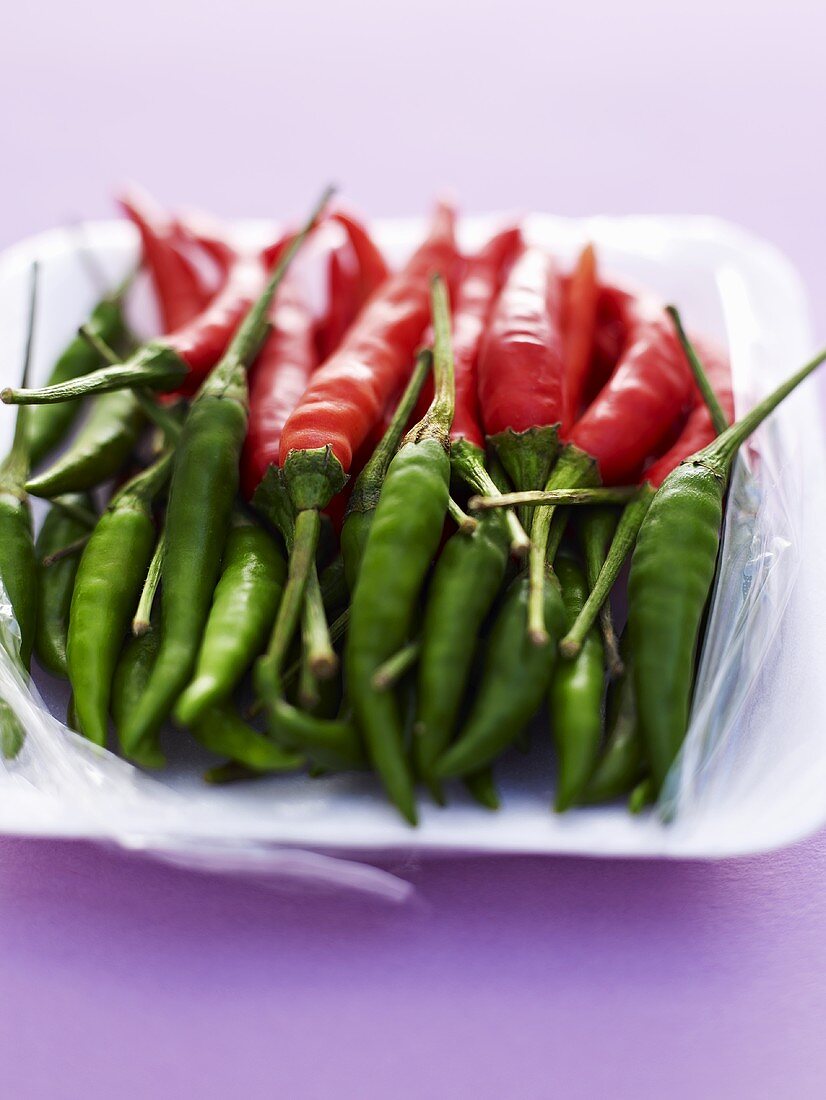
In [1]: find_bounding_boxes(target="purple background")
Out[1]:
[3,1,825,1095]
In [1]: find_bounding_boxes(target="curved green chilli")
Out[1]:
[191,705,304,774]
[628,464,723,792]
[27,390,145,498]
[549,553,605,811]
[269,696,367,772]
[347,438,449,822]
[119,382,248,763]
[579,646,646,805]
[527,444,597,646]
[120,204,321,764]
[111,621,161,737]
[26,295,129,465]
[34,494,93,676]
[437,571,566,779]
[67,454,171,749]
[345,278,454,825]
[414,509,510,800]
[174,519,287,727]
[628,347,826,795]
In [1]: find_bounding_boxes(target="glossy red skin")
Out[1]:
[330,210,391,309]
[119,189,212,332]
[569,301,695,485]
[316,243,357,361]
[583,281,636,408]
[451,226,522,448]
[644,341,733,488]
[562,244,598,432]
[315,212,390,360]
[278,203,459,473]
[241,278,317,499]
[477,245,565,437]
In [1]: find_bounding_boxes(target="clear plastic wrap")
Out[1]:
[0,212,824,877]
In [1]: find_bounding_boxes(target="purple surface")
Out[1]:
[3,1,825,1095]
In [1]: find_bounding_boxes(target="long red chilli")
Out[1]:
[241,278,318,499]
[315,211,390,359]
[330,209,390,310]
[526,294,697,646]
[582,280,636,408]
[451,227,522,448]
[568,301,696,484]
[478,245,565,442]
[279,201,458,475]
[405,226,523,447]
[558,339,733,659]
[562,243,599,432]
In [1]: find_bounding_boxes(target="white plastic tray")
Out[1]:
[1,213,825,880]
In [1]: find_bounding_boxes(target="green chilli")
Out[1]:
[346,277,454,824]
[549,552,605,811]
[437,571,566,778]
[413,509,510,800]
[174,519,287,727]
[67,454,171,749]
[629,347,826,794]
[34,494,93,676]
[26,293,129,465]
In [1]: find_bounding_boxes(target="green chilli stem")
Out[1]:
[257,507,321,700]
[347,349,432,515]
[527,446,597,646]
[116,449,174,508]
[600,603,623,680]
[302,562,338,680]
[133,391,184,442]
[1,346,187,406]
[699,348,826,474]
[559,485,655,660]
[428,275,455,439]
[132,530,165,636]
[78,323,119,365]
[209,184,335,392]
[666,306,729,434]
[405,275,454,446]
[78,324,183,440]
[298,649,321,711]
[451,440,530,557]
[371,640,421,692]
[41,532,90,568]
[546,509,568,564]
[447,496,477,534]
[470,486,636,510]
[286,609,350,699]
[246,607,350,721]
